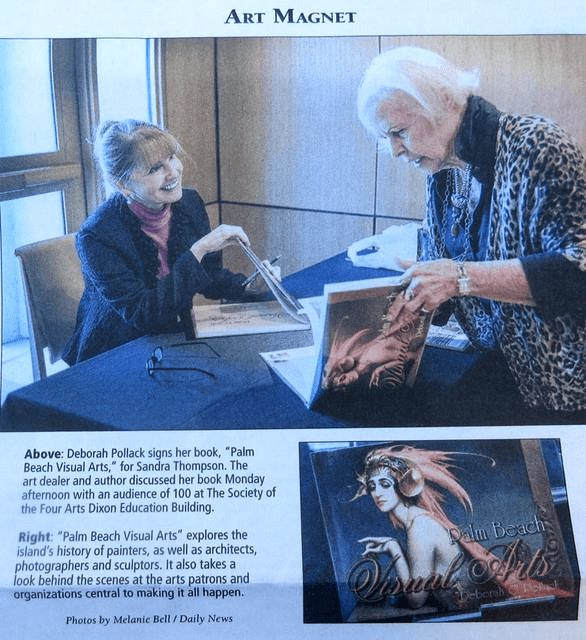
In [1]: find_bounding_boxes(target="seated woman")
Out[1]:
[64,120,254,364]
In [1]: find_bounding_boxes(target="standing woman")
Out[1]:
[357,47,586,420]
[64,120,252,364]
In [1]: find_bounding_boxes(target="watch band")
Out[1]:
[457,261,471,296]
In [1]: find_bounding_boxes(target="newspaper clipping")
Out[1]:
[1,2,585,640]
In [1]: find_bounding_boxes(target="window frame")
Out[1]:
[0,39,88,232]
[0,37,166,231]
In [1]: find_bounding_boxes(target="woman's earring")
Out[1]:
[115,181,132,201]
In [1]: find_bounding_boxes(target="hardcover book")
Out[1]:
[191,299,311,338]
[261,277,433,408]
[191,240,311,337]
[301,439,579,623]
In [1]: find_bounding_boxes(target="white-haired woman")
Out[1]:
[357,47,586,420]
[64,120,253,363]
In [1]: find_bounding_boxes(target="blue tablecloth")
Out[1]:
[1,253,534,431]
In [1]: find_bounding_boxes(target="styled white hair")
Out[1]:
[357,46,479,141]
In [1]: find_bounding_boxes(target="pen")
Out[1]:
[242,255,281,287]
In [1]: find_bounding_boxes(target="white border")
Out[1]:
[3,0,585,38]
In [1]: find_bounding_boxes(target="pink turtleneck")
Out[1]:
[128,200,173,278]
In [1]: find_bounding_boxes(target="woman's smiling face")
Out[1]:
[379,91,460,174]
[367,470,401,513]
[125,151,183,210]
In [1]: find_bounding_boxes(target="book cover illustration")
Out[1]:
[302,439,579,623]
[262,277,432,408]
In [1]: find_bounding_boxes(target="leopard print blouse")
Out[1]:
[426,112,586,412]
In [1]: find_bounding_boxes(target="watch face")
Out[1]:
[458,276,471,296]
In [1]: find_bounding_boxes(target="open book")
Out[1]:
[260,276,433,408]
[191,240,311,337]
[191,299,312,338]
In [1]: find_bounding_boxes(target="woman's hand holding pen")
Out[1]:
[243,256,282,288]
[263,259,281,282]
[190,224,250,262]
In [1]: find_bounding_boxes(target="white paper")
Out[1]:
[1,2,585,640]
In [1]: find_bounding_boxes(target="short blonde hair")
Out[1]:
[94,120,181,190]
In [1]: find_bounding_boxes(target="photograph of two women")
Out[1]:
[1,35,584,430]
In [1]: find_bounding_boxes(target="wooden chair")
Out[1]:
[14,234,83,380]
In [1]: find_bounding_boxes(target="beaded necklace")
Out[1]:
[436,164,478,262]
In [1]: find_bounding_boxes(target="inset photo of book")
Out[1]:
[300,439,580,623]
[262,277,432,408]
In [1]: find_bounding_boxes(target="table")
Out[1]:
[1,254,533,431]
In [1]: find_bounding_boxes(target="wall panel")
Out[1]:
[220,203,373,276]
[217,37,378,215]
[163,38,218,204]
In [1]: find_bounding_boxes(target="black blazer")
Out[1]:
[63,189,246,364]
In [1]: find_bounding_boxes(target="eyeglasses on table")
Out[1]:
[146,341,220,379]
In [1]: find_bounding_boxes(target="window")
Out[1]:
[0,40,57,157]
[0,39,86,225]
[0,40,85,397]
[0,38,161,398]
[1,192,66,344]
[96,39,158,123]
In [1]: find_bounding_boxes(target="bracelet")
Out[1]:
[457,261,471,296]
